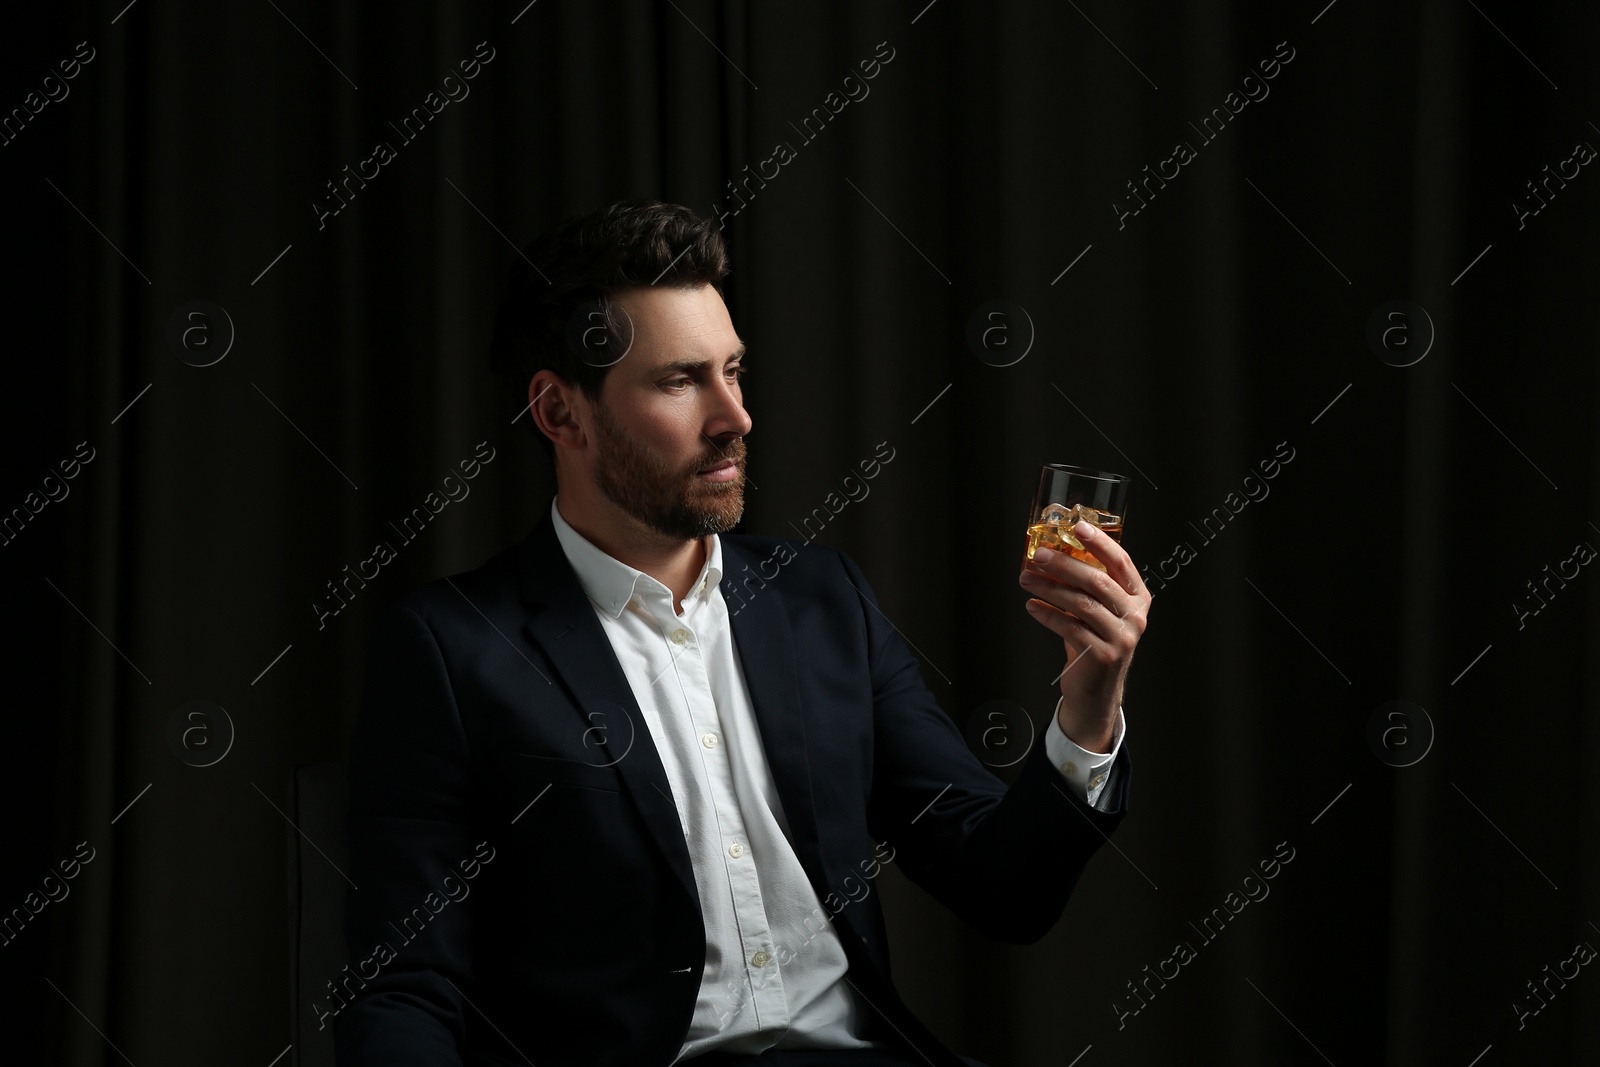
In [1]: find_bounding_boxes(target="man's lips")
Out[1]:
[695,459,738,481]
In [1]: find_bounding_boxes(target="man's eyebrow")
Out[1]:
[654,345,747,375]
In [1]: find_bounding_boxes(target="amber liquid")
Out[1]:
[1025,520,1123,571]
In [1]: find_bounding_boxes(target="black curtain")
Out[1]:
[5,1,1597,1064]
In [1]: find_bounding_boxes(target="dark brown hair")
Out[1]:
[489,200,731,452]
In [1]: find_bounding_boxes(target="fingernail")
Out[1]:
[1034,546,1055,562]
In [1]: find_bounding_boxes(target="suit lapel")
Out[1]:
[721,540,825,887]
[718,550,961,1063]
[514,515,699,912]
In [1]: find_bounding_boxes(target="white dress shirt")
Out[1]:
[548,499,1126,1061]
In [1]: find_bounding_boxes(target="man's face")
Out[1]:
[584,283,751,541]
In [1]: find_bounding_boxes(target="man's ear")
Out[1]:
[529,371,588,451]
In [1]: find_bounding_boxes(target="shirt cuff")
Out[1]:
[1044,696,1125,807]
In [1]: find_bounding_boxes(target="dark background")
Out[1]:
[4,1,1597,1064]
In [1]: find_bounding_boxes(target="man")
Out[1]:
[336,200,1152,1067]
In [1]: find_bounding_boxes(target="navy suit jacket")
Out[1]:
[334,511,1132,1066]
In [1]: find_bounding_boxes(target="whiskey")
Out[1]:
[1025,503,1122,571]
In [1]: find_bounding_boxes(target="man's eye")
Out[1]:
[727,365,747,379]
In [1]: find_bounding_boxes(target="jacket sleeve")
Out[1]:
[840,549,1133,945]
[334,603,482,1065]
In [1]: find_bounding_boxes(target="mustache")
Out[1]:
[691,438,747,473]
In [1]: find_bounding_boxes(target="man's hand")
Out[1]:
[1019,520,1153,752]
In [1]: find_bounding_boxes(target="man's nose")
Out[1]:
[707,375,752,438]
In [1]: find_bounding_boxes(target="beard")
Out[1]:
[589,397,747,541]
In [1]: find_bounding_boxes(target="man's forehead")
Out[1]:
[649,300,724,337]
[613,286,742,366]
[614,282,722,321]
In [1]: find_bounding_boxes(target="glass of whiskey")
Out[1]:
[1025,463,1129,572]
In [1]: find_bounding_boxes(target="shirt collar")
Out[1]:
[549,497,724,618]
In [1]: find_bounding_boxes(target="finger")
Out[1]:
[1026,593,1114,646]
[1068,520,1148,598]
[1022,548,1113,608]
[1024,539,1124,596]
[1025,596,1088,653]
[1029,606,1103,675]
[1020,563,1127,632]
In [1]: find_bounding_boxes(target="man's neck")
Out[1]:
[556,491,708,615]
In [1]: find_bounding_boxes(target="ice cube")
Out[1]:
[1040,502,1072,525]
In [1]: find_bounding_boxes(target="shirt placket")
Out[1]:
[656,598,789,1033]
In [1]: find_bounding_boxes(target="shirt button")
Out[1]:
[670,628,690,644]
[701,733,719,749]
[1090,772,1107,788]
[751,950,771,967]
[728,842,744,858]
[1060,760,1077,776]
